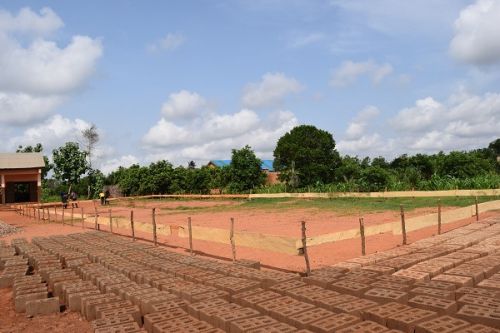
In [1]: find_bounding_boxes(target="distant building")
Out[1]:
[207,159,280,185]
[0,153,45,204]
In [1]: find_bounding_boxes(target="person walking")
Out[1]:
[70,191,78,208]
[99,191,105,205]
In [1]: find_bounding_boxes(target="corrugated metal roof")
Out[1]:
[208,159,275,171]
[0,153,45,170]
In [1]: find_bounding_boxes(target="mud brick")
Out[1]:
[414,315,470,333]
[191,289,231,303]
[13,284,47,298]
[456,304,500,328]
[67,290,101,311]
[362,302,413,325]
[139,293,179,315]
[432,274,473,288]
[235,259,261,269]
[332,298,379,317]
[213,306,260,331]
[284,307,335,329]
[152,316,214,333]
[232,288,265,304]
[91,314,135,331]
[105,282,138,294]
[336,320,390,333]
[94,321,143,333]
[364,288,409,304]
[0,272,27,288]
[294,289,341,306]
[408,295,457,315]
[455,323,500,333]
[413,280,456,291]
[316,294,359,311]
[445,265,485,284]
[48,275,80,292]
[125,287,158,303]
[268,301,315,323]
[371,281,412,292]
[178,284,217,302]
[339,275,375,284]
[143,308,188,333]
[376,275,415,286]
[63,283,97,303]
[150,277,180,289]
[269,279,307,294]
[455,286,497,299]
[13,275,42,286]
[255,296,301,316]
[302,273,344,288]
[477,279,500,291]
[362,265,397,275]
[187,298,229,319]
[238,290,282,309]
[25,297,60,316]
[79,294,109,315]
[148,299,188,314]
[14,291,48,312]
[330,280,371,296]
[393,270,430,282]
[229,316,278,333]
[284,285,330,302]
[98,277,131,292]
[53,279,85,298]
[94,300,133,320]
[200,303,241,326]
[458,293,500,309]
[84,295,122,320]
[409,287,455,301]
[98,305,142,325]
[386,307,437,333]
[246,322,299,332]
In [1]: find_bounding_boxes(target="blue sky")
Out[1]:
[0,0,499,173]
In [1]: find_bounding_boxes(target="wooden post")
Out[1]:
[152,208,157,246]
[359,217,366,256]
[188,217,193,256]
[301,221,311,276]
[230,217,236,262]
[81,207,84,228]
[437,199,442,235]
[37,207,40,221]
[54,206,57,223]
[475,196,479,221]
[109,209,113,233]
[47,206,51,222]
[400,204,407,245]
[71,206,74,225]
[93,201,98,230]
[33,207,36,219]
[42,206,45,221]
[130,210,135,241]
[62,207,65,225]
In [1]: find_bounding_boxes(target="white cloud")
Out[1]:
[330,60,393,87]
[290,32,325,48]
[0,7,102,126]
[242,73,303,108]
[450,0,500,65]
[161,90,206,119]
[0,7,63,35]
[390,97,444,132]
[99,155,139,175]
[148,33,185,52]
[344,105,379,140]
[143,89,299,164]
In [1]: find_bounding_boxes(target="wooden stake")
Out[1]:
[42,207,45,221]
[81,207,84,228]
[359,217,366,256]
[62,207,64,225]
[37,207,40,221]
[301,221,311,276]
[71,206,74,225]
[400,204,407,245]
[230,217,236,262]
[437,199,442,235]
[47,206,51,222]
[109,209,113,233]
[188,217,193,256]
[475,196,479,221]
[152,208,157,246]
[130,210,135,241]
[93,200,98,230]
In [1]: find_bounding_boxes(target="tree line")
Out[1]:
[18,125,500,199]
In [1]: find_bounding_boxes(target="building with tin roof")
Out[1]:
[0,153,45,204]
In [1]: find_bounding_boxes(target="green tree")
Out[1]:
[229,145,265,192]
[360,166,391,192]
[273,125,340,186]
[489,138,500,156]
[52,142,88,189]
[16,143,52,180]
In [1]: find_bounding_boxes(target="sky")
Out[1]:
[0,0,499,174]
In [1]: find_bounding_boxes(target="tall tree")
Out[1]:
[273,125,340,186]
[52,142,89,190]
[229,145,265,192]
[81,124,99,169]
[16,143,52,180]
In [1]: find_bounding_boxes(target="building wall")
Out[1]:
[265,171,280,185]
[0,168,41,203]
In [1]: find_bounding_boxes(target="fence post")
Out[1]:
[301,221,311,276]
[62,207,65,225]
[437,199,442,235]
[359,217,366,256]
[71,206,74,225]
[93,201,98,230]
[152,208,157,246]
[230,217,236,262]
[109,209,113,233]
[188,217,193,256]
[47,206,51,222]
[81,207,84,228]
[53,206,57,223]
[130,210,135,241]
[475,196,479,221]
[400,204,407,245]
[37,207,41,222]
[33,207,36,219]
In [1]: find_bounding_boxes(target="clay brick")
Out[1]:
[330,280,371,296]
[268,300,315,323]
[268,279,307,294]
[456,304,500,328]
[414,315,470,333]
[94,321,142,333]
[14,291,48,312]
[362,302,412,325]
[187,298,229,319]
[455,323,500,333]
[364,288,409,304]
[362,265,396,275]
[213,306,261,331]
[83,295,121,320]
[98,305,142,325]
[386,307,437,332]
[286,307,336,329]
[238,290,282,309]
[148,298,188,313]
[393,270,430,282]
[413,280,456,291]
[371,281,411,292]
[455,286,497,299]
[332,298,379,317]
[458,293,500,309]
[255,296,299,315]
[409,287,455,300]
[408,295,458,315]
[143,308,187,333]
[308,312,361,332]
[94,300,133,320]
[25,297,60,316]
[477,279,500,291]
[432,274,473,287]
[91,314,135,331]
[230,315,278,333]
[336,320,390,333]
[67,290,101,311]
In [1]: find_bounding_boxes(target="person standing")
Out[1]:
[99,191,105,205]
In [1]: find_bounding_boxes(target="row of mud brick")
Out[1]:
[0,215,499,332]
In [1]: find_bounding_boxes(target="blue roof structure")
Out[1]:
[209,159,275,171]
